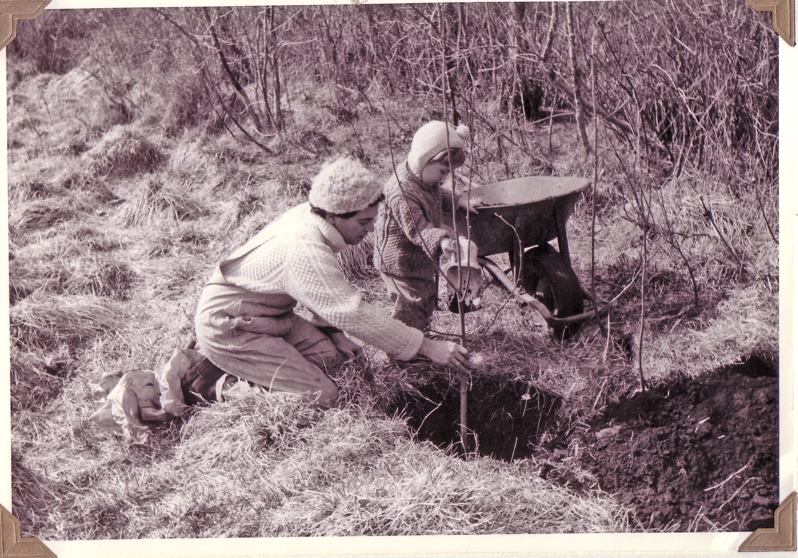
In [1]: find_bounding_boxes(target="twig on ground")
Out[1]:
[704,459,752,493]
[717,478,756,514]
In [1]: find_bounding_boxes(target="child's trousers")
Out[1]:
[379,272,438,332]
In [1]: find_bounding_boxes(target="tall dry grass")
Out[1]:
[14,391,631,539]
[118,176,207,226]
[84,125,165,178]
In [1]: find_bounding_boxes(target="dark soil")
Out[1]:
[574,354,779,532]
[391,374,563,460]
[395,354,779,532]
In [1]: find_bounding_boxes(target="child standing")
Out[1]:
[374,120,477,332]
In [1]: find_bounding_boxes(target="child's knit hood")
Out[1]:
[407,121,470,177]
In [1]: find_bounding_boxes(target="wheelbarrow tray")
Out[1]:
[444,176,591,257]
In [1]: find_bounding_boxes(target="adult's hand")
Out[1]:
[330,331,363,360]
[417,337,473,375]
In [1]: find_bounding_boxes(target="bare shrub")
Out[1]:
[7,9,88,76]
[153,6,289,153]
[161,73,220,137]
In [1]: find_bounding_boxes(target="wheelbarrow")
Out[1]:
[442,176,606,337]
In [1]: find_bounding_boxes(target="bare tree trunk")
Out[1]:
[540,3,557,63]
[565,3,590,154]
[266,7,283,132]
[204,8,264,134]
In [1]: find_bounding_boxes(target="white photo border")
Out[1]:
[1,1,795,556]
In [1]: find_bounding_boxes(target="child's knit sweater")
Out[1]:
[373,162,453,281]
[204,203,423,361]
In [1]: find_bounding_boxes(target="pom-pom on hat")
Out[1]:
[407,121,470,177]
[308,157,383,215]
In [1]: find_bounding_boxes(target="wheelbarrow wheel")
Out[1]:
[520,244,584,338]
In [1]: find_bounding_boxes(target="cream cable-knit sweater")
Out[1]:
[220,203,424,361]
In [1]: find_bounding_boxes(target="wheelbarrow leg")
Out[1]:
[554,206,571,266]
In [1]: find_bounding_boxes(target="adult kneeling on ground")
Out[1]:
[194,157,473,408]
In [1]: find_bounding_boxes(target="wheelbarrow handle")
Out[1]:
[478,256,613,328]
[477,257,553,321]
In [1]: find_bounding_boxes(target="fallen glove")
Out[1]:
[89,370,169,444]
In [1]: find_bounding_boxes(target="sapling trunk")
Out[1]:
[437,12,470,455]
[589,23,605,336]
[458,309,468,452]
[638,227,648,392]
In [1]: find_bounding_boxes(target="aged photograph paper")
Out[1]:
[2,0,796,557]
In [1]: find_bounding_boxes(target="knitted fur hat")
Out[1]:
[308,157,383,215]
[407,121,470,177]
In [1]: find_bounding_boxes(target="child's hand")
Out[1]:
[440,238,458,258]
[457,196,482,214]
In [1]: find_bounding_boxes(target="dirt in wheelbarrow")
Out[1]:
[393,353,779,532]
[560,354,780,532]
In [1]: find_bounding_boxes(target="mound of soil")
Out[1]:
[575,355,779,531]
[396,354,779,532]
